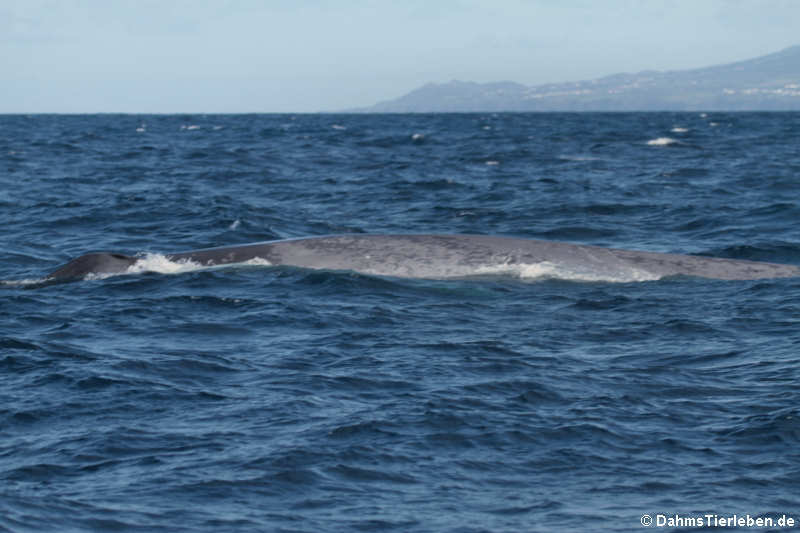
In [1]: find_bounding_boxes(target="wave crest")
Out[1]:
[647,137,678,146]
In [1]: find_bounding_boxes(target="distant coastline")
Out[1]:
[350,45,800,112]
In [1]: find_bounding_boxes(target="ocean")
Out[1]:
[1,112,799,532]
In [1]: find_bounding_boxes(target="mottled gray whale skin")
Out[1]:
[47,234,800,281]
[48,252,139,280]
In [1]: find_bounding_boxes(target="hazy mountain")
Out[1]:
[354,45,800,112]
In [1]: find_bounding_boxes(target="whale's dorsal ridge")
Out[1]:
[48,252,138,280]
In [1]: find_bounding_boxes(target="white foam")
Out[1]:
[126,253,205,276]
[131,254,273,274]
[82,272,122,281]
[670,127,688,133]
[241,257,272,267]
[411,133,424,141]
[1,278,48,287]
[485,160,500,165]
[331,124,346,130]
[472,262,662,283]
[117,256,657,283]
[74,253,273,281]
[647,137,677,146]
[350,261,661,283]
[229,219,241,230]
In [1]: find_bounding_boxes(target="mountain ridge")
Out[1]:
[353,45,800,112]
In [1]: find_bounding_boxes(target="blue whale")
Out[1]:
[45,234,800,282]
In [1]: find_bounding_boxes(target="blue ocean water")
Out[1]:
[1,113,800,532]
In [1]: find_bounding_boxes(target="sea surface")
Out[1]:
[1,113,800,532]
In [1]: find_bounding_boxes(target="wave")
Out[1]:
[647,137,678,146]
[0,278,50,288]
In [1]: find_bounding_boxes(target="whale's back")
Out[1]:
[45,234,800,282]
[264,234,800,281]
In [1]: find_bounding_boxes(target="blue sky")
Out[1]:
[3,0,799,113]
